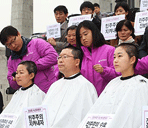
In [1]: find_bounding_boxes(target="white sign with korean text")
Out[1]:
[140,0,148,12]
[142,106,148,128]
[0,113,18,128]
[101,15,125,40]
[46,23,61,39]
[24,105,49,128]
[68,14,92,27]
[79,114,114,128]
[134,11,148,36]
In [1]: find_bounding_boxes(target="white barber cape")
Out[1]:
[42,73,98,128]
[1,84,45,128]
[78,75,148,128]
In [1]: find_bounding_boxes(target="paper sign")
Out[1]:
[68,14,92,27]
[140,0,148,12]
[24,105,49,128]
[134,11,148,36]
[101,15,125,40]
[80,114,114,128]
[0,113,18,128]
[142,106,148,128]
[46,23,61,39]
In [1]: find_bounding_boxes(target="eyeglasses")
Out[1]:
[57,55,74,60]
[6,36,16,48]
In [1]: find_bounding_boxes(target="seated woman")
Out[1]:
[1,61,45,128]
[110,2,142,46]
[115,19,138,46]
[66,25,77,47]
[78,43,148,128]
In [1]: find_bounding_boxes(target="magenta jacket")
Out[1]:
[7,38,58,93]
[81,44,118,96]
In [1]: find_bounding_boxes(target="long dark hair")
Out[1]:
[115,20,135,39]
[76,20,106,48]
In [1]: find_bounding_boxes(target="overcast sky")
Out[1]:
[0,0,83,33]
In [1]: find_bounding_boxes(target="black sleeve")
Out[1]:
[139,27,148,58]
[92,17,101,32]
[0,92,4,113]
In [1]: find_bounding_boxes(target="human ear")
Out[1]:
[130,56,136,65]
[29,73,35,80]
[75,59,80,67]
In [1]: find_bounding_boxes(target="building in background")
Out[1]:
[11,0,33,38]
[86,0,140,13]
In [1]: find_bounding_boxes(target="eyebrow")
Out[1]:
[80,30,88,35]
[114,52,123,55]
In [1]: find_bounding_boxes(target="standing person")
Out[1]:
[0,26,58,93]
[1,61,45,128]
[93,3,107,20]
[80,1,101,31]
[42,46,98,128]
[48,5,69,54]
[78,43,148,128]
[76,20,118,96]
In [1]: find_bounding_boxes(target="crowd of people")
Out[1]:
[0,1,148,128]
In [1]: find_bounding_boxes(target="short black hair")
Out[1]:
[64,45,83,69]
[0,26,18,45]
[54,5,68,14]
[80,1,94,12]
[115,19,135,39]
[66,25,77,35]
[114,2,132,20]
[18,61,37,82]
[116,43,138,68]
[94,3,100,8]
[76,20,106,48]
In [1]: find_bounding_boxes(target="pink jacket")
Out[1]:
[81,44,118,96]
[7,38,58,93]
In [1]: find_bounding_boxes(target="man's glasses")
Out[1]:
[6,36,16,48]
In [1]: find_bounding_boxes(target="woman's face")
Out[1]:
[79,27,93,47]
[113,47,133,74]
[66,29,76,46]
[118,25,132,41]
[115,6,128,17]
[16,64,34,88]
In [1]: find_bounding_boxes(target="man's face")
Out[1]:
[58,48,79,75]
[81,7,94,15]
[5,32,23,52]
[94,6,100,14]
[54,11,68,24]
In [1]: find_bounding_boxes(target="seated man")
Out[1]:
[80,1,101,31]
[42,46,98,128]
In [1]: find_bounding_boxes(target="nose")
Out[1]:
[11,42,15,48]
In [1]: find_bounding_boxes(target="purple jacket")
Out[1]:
[7,38,58,93]
[81,44,118,96]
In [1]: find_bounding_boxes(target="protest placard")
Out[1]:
[134,11,148,36]
[24,105,49,128]
[0,113,18,128]
[140,0,148,12]
[79,114,114,128]
[68,14,92,27]
[142,106,148,128]
[101,15,125,40]
[46,23,61,39]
